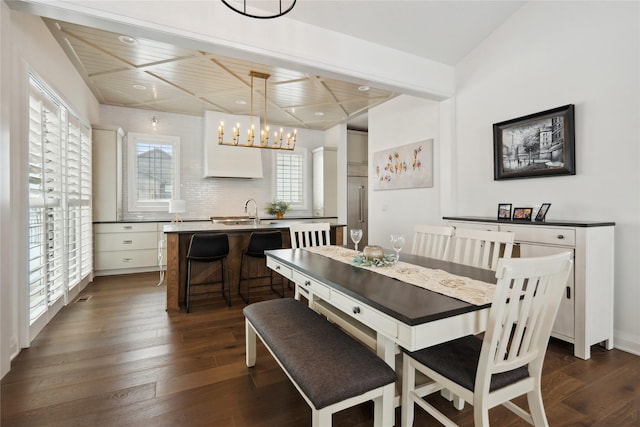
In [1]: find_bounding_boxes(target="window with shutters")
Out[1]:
[28,74,92,335]
[127,133,180,211]
[274,150,309,209]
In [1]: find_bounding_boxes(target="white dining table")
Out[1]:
[265,247,497,370]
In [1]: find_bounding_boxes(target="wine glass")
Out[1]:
[390,234,405,262]
[350,228,363,252]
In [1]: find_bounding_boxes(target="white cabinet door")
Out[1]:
[518,243,575,341]
[92,126,123,222]
[312,147,338,216]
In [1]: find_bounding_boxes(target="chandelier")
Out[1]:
[218,71,297,151]
[221,0,297,19]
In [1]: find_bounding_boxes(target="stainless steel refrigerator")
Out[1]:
[347,165,368,249]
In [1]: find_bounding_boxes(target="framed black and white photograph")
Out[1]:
[497,203,512,220]
[535,203,551,222]
[493,104,575,180]
[512,207,533,221]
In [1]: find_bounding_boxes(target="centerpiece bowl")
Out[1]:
[362,245,385,261]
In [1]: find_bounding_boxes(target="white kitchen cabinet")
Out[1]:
[94,222,163,275]
[92,126,124,222]
[312,147,338,216]
[445,216,614,360]
[347,130,368,164]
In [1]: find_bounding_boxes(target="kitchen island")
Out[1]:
[163,221,345,311]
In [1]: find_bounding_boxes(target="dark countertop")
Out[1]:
[163,220,345,234]
[94,216,338,225]
[266,248,496,326]
[443,216,615,227]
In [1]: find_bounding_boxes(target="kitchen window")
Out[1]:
[274,150,309,210]
[127,133,180,211]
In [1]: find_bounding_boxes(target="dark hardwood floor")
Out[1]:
[2,272,638,426]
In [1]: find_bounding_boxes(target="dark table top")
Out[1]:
[265,248,497,327]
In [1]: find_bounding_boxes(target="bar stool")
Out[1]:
[185,233,230,312]
[238,231,284,304]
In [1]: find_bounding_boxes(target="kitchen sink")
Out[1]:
[210,216,257,225]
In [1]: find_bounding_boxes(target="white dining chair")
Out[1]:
[289,222,331,249]
[401,251,573,427]
[450,228,515,271]
[446,228,516,407]
[411,225,455,260]
[288,222,331,301]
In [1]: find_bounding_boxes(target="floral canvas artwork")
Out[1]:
[373,139,433,190]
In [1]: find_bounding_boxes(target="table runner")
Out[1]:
[303,246,497,306]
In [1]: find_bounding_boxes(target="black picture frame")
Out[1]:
[497,203,512,221]
[512,207,533,221]
[493,104,575,180]
[535,203,551,222]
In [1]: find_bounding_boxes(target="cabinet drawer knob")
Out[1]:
[123,225,133,230]
[275,265,281,270]
[557,234,565,240]
[122,257,132,262]
[123,240,133,244]
[353,306,361,314]
[304,280,311,287]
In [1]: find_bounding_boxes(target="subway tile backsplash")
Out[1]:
[98,105,313,221]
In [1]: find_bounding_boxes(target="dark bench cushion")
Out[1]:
[244,298,397,409]
[404,334,529,392]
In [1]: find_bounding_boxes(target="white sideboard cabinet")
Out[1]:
[444,216,614,360]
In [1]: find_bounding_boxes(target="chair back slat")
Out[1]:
[411,225,454,260]
[450,228,515,270]
[289,223,331,249]
[476,252,572,389]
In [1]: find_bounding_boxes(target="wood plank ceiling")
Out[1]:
[44,19,397,130]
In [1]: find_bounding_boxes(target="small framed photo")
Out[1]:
[535,203,551,222]
[497,203,512,220]
[512,207,533,221]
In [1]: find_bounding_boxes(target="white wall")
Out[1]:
[368,95,442,249]
[453,2,640,353]
[0,8,99,378]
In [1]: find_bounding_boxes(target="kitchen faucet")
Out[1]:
[244,198,258,225]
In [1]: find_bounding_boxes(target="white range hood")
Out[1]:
[203,111,264,178]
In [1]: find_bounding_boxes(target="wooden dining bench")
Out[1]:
[244,298,397,427]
